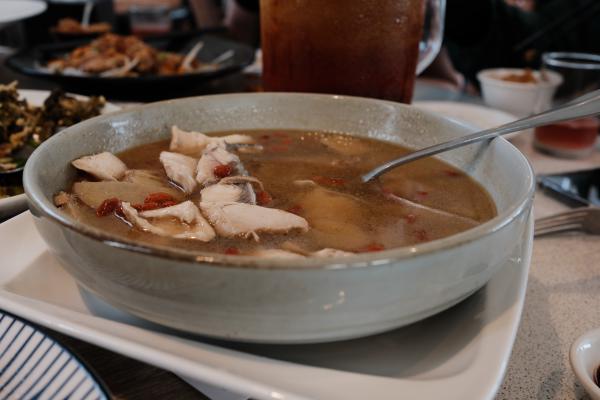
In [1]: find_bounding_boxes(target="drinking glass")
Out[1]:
[260,0,445,104]
[129,5,171,37]
[534,52,600,158]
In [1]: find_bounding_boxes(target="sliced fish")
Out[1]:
[140,200,201,224]
[312,248,355,257]
[121,202,167,236]
[195,143,240,186]
[200,183,245,203]
[123,201,216,241]
[170,126,254,155]
[250,249,304,259]
[199,202,309,240]
[71,152,127,181]
[159,151,198,194]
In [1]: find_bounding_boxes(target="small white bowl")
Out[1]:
[570,328,600,399]
[477,68,562,117]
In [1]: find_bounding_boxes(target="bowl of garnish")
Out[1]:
[0,81,117,218]
[477,68,562,117]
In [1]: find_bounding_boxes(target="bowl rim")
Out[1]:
[477,68,563,88]
[543,52,600,71]
[24,92,536,270]
[570,327,600,398]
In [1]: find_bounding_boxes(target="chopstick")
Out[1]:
[513,0,600,52]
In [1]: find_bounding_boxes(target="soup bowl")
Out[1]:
[24,93,534,343]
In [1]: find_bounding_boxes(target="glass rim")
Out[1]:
[128,4,170,13]
[543,52,600,70]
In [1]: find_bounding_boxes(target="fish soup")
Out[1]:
[57,127,497,258]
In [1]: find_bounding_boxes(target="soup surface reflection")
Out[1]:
[60,129,497,257]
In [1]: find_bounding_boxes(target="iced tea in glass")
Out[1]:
[534,52,600,158]
[260,0,440,104]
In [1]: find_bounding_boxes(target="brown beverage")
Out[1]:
[534,117,599,157]
[260,0,426,104]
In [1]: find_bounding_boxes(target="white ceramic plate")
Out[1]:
[0,211,533,400]
[414,101,528,139]
[0,0,47,27]
[0,310,109,399]
[0,90,119,219]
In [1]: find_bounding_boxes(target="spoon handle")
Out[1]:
[362,88,600,182]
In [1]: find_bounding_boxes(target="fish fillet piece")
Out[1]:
[199,202,309,239]
[250,249,304,259]
[140,201,201,224]
[196,143,240,186]
[280,242,354,258]
[123,169,168,187]
[159,151,198,193]
[71,152,127,181]
[312,248,355,257]
[121,202,166,236]
[72,181,182,209]
[122,201,215,241]
[141,201,216,241]
[200,183,244,203]
[201,176,263,204]
[251,247,352,259]
[170,126,254,155]
[299,187,372,249]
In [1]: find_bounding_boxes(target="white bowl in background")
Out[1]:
[477,68,562,117]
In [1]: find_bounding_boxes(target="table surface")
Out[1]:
[2,51,600,400]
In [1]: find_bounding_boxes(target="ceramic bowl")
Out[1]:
[23,93,535,343]
[477,68,563,117]
[571,328,600,399]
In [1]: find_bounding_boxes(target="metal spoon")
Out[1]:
[362,88,600,183]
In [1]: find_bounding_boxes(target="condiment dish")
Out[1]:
[477,68,562,117]
[571,327,600,399]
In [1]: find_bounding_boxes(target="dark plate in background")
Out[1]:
[6,31,255,101]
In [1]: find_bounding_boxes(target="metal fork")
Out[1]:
[535,207,600,237]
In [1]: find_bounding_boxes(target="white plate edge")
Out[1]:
[0,211,534,400]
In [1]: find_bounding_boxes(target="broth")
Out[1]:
[60,129,497,257]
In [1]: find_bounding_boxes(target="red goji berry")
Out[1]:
[256,191,272,206]
[96,198,120,217]
[224,247,240,255]
[213,164,233,178]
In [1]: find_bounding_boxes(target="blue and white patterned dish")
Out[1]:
[0,311,108,400]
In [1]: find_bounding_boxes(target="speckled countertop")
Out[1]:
[496,135,600,400]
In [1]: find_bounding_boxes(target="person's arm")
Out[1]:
[224,0,260,46]
[188,0,224,29]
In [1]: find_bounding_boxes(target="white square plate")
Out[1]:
[0,212,532,400]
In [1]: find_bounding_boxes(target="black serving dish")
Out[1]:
[6,31,255,101]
